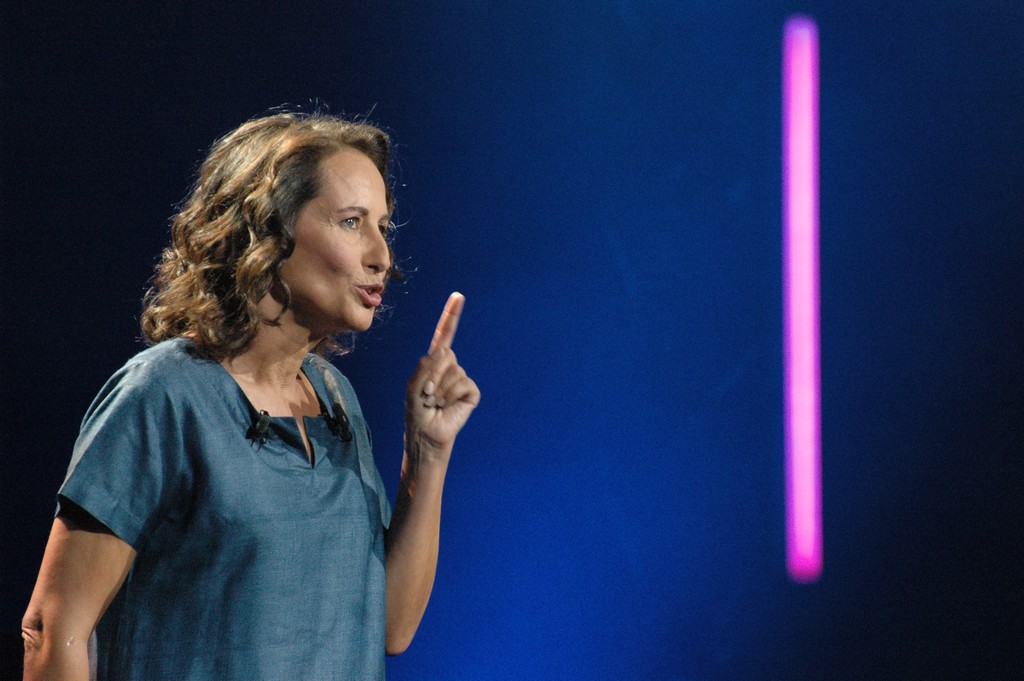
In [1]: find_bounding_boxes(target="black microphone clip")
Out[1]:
[325,402,353,442]
[247,409,271,446]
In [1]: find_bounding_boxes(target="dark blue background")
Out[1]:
[2,2,1022,678]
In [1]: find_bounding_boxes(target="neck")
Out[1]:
[220,310,323,391]
[222,292,329,388]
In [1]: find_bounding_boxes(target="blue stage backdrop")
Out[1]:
[2,2,1022,678]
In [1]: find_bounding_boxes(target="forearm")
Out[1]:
[386,292,479,654]
[22,619,92,681]
[384,442,450,655]
[23,514,135,681]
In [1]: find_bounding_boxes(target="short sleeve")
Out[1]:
[58,357,187,550]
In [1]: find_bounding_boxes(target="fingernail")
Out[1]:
[424,380,436,395]
[437,397,446,408]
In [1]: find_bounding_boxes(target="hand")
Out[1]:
[405,292,480,458]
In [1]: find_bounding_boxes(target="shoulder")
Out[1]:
[304,354,363,417]
[305,354,353,390]
[117,338,220,386]
[123,337,214,375]
[86,339,223,417]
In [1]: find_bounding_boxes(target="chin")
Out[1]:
[346,313,376,334]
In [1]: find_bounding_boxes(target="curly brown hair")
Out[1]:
[141,112,401,359]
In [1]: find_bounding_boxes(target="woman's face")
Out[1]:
[277,148,391,338]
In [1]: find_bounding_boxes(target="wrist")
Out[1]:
[404,427,453,462]
[402,435,449,484]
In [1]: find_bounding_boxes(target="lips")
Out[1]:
[356,284,384,307]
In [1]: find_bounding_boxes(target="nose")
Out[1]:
[364,225,390,275]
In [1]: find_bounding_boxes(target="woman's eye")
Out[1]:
[379,222,394,238]
[340,217,359,230]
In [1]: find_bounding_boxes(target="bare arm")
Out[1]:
[384,444,450,655]
[22,506,136,681]
[384,293,479,655]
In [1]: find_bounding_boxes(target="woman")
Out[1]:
[21,112,479,680]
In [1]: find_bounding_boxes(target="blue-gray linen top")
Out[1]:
[58,338,391,680]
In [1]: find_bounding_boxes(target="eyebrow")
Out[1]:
[333,206,392,222]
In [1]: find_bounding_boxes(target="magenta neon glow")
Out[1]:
[783,15,822,583]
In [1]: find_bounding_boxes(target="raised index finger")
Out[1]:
[428,292,464,354]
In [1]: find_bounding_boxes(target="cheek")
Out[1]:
[320,243,361,274]
[292,226,361,278]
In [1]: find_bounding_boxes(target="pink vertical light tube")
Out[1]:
[783,15,822,582]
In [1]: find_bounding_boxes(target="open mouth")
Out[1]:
[357,284,384,307]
